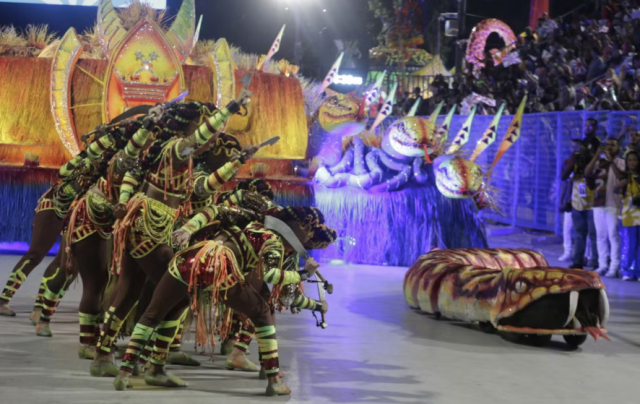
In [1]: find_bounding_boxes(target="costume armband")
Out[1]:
[86,134,114,161]
[206,161,243,192]
[181,206,218,235]
[292,295,319,311]
[193,107,234,146]
[263,250,302,286]
[119,171,141,205]
[58,155,84,179]
[124,128,152,159]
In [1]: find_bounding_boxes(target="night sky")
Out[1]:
[0,0,587,71]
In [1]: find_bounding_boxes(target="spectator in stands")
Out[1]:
[616,150,640,281]
[559,140,581,262]
[583,118,602,155]
[622,125,640,156]
[586,138,625,277]
[391,2,640,117]
[562,138,598,269]
[558,75,577,111]
[588,48,607,82]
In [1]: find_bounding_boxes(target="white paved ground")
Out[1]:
[0,229,639,404]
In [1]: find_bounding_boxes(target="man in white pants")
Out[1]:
[558,141,580,261]
[586,137,625,277]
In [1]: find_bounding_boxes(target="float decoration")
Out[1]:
[259,24,285,71]
[469,103,505,162]
[50,28,84,156]
[465,19,517,75]
[434,98,525,203]
[403,248,610,346]
[435,106,456,152]
[407,97,421,117]
[364,70,386,112]
[314,113,435,192]
[164,0,197,62]
[101,18,185,122]
[428,101,443,124]
[370,82,398,132]
[320,52,344,93]
[446,106,476,154]
[367,0,432,66]
[207,39,236,109]
[490,96,526,172]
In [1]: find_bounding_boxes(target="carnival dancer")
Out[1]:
[0,131,115,318]
[112,205,336,396]
[183,190,328,377]
[32,108,163,344]
[90,90,255,381]
[136,133,245,368]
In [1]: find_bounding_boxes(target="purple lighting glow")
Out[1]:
[0,242,59,256]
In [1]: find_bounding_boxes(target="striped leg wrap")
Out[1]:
[120,324,155,373]
[150,319,181,366]
[228,315,242,339]
[33,279,46,308]
[0,265,28,302]
[169,309,190,353]
[169,325,184,353]
[256,325,279,376]
[79,312,100,346]
[39,285,60,324]
[96,307,125,354]
[233,321,255,353]
[140,332,157,364]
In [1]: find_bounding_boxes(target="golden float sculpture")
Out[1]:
[0,0,308,167]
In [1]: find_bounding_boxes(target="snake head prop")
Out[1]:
[404,249,610,345]
[492,266,608,337]
[318,92,367,137]
[381,117,437,160]
[433,155,484,199]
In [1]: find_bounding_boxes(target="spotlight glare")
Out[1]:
[323,9,327,12]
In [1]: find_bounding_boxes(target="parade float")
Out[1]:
[0,0,525,266]
[0,0,311,248]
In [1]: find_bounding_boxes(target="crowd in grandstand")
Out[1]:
[397,0,640,116]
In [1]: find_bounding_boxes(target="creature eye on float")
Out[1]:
[514,280,528,294]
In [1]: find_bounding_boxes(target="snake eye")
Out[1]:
[515,280,528,294]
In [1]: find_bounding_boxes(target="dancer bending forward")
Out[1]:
[91,92,254,378]
[113,206,336,396]
[0,133,114,318]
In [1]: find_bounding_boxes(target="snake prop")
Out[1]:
[404,248,610,347]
